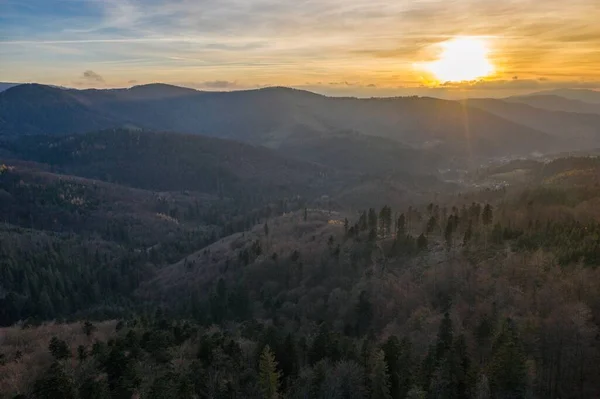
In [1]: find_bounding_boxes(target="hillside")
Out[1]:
[505,94,600,115]
[0,84,560,160]
[479,156,600,189]
[0,129,338,200]
[0,83,19,92]
[2,155,600,398]
[523,88,600,104]
[466,98,600,148]
[0,84,126,136]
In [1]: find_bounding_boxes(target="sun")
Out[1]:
[421,37,495,83]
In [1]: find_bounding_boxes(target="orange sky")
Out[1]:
[1,0,599,97]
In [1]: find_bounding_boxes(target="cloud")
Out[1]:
[439,78,600,91]
[82,70,104,83]
[128,79,138,84]
[2,0,600,93]
[199,80,239,89]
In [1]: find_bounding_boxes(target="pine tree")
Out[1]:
[280,334,298,384]
[444,217,454,250]
[77,345,87,362]
[436,313,454,361]
[368,208,378,234]
[49,337,70,360]
[488,319,528,399]
[397,214,406,237]
[259,345,281,399]
[417,234,428,252]
[82,321,96,338]
[426,216,437,237]
[33,362,77,399]
[482,204,493,227]
[356,291,373,336]
[463,221,473,247]
[371,349,392,399]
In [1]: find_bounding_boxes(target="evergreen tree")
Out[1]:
[444,217,454,250]
[360,211,368,231]
[417,234,428,251]
[259,345,281,399]
[77,345,87,362]
[371,349,392,399]
[356,291,373,336]
[49,337,70,360]
[482,204,493,227]
[397,214,406,236]
[382,336,402,399]
[32,362,77,399]
[83,321,96,338]
[463,221,473,247]
[436,313,454,361]
[79,376,110,399]
[368,208,378,234]
[489,319,528,399]
[426,216,437,237]
[279,334,299,385]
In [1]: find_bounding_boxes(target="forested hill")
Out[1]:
[0,83,562,160]
[0,129,337,200]
[2,156,600,398]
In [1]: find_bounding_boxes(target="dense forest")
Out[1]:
[1,131,600,398]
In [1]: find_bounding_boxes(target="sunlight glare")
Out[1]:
[423,37,495,83]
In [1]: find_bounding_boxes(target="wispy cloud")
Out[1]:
[199,80,239,89]
[1,0,599,95]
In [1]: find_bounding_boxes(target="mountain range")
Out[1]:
[4,83,600,163]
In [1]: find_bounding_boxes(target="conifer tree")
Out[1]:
[371,349,392,399]
[489,319,528,399]
[397,214,406,237]
[259,345,281,399]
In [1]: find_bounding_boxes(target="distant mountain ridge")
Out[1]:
[466,98,600,147]
[520,88,600,104]
[0,83,20,92]
[505,94,600,115]
[0,83,561,162]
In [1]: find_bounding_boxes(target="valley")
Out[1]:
[0,84,599,399]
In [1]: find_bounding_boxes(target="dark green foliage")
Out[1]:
[79,376,110,399]
[355,291,373,337]
[417,233,428,251]
[426,216,437,236]
[382,336,414,399]
[371,349,392,399]
[83,321,96,338]
[77,345,87,362]
[49,337,70,360]
[515,220,600,265]
[259,345,281,399]
[397,214,406,236]
[482,204,493,227]
[32,362,77,399]
[489,319,528,399]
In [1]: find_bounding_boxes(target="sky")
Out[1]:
[1,0,600,98]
